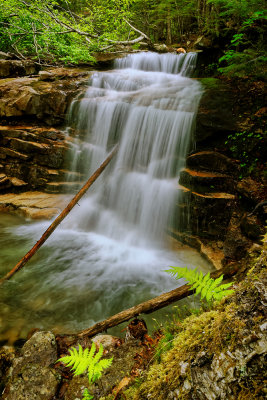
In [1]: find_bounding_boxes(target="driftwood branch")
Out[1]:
[0,146,118,285]
[76,262,239,338]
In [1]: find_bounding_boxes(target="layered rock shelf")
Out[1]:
[172,151,245,268]
[0,191,71,220]
[0,66,91,125]
[0,125,82,219]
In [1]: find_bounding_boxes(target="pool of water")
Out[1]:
[0,213,211,342]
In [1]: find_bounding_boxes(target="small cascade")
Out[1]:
[67,52,203,246]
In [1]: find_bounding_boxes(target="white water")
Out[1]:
[67,52,203,246]
[0,52,209,339]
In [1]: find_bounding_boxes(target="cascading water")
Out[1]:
[66,51,202,246]
[0,52,210,339]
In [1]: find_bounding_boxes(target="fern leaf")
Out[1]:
[88,364,95,385]
[165,266,235,304]
[203,272,211,284]
[58,345,91,376]
[218,282,234,290]
[210,274,224,289]
[88,342,97,362]
[82,388,94,400]
[206,289,213,302]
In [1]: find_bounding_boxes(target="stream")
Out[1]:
[0,52,211,341]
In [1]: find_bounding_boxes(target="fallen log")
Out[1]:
[0,146,118,285]
[76,262,240,338]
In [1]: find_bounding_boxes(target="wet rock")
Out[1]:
[176,186,236,240]
[169,230,223,270]
[186,151,239,176]
[195,79,236,143]
[38,71,54,81]
[0,126,77,193]
[179,168,236,194]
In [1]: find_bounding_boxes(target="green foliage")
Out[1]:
[165,267,234,303]
[58,343,113,400]
[218,8,267,78]
[225,130,265,178]
[0,0,139,64]
[82,388,94,400]
[155,331,174,362]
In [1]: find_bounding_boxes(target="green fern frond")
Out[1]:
[82,388,94,400]
[57,343,113,385]
[89,357,113,383]
[165,266,234,303]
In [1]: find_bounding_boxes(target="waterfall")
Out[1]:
[0,52,210,336]
[67,52,203,247]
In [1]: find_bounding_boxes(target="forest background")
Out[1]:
[0,0,266,79]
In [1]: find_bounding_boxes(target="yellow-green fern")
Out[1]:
[58,343,113,399]
[165,267,234,303]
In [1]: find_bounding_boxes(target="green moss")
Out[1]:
[199,77,221,89]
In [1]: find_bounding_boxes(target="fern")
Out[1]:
[165,267,234,303]
[82,389,94,400]
[58,343,113,400]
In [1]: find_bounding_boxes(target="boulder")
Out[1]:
[176,47,186,54]
[2,331,60,400]
[153,43,168,52]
